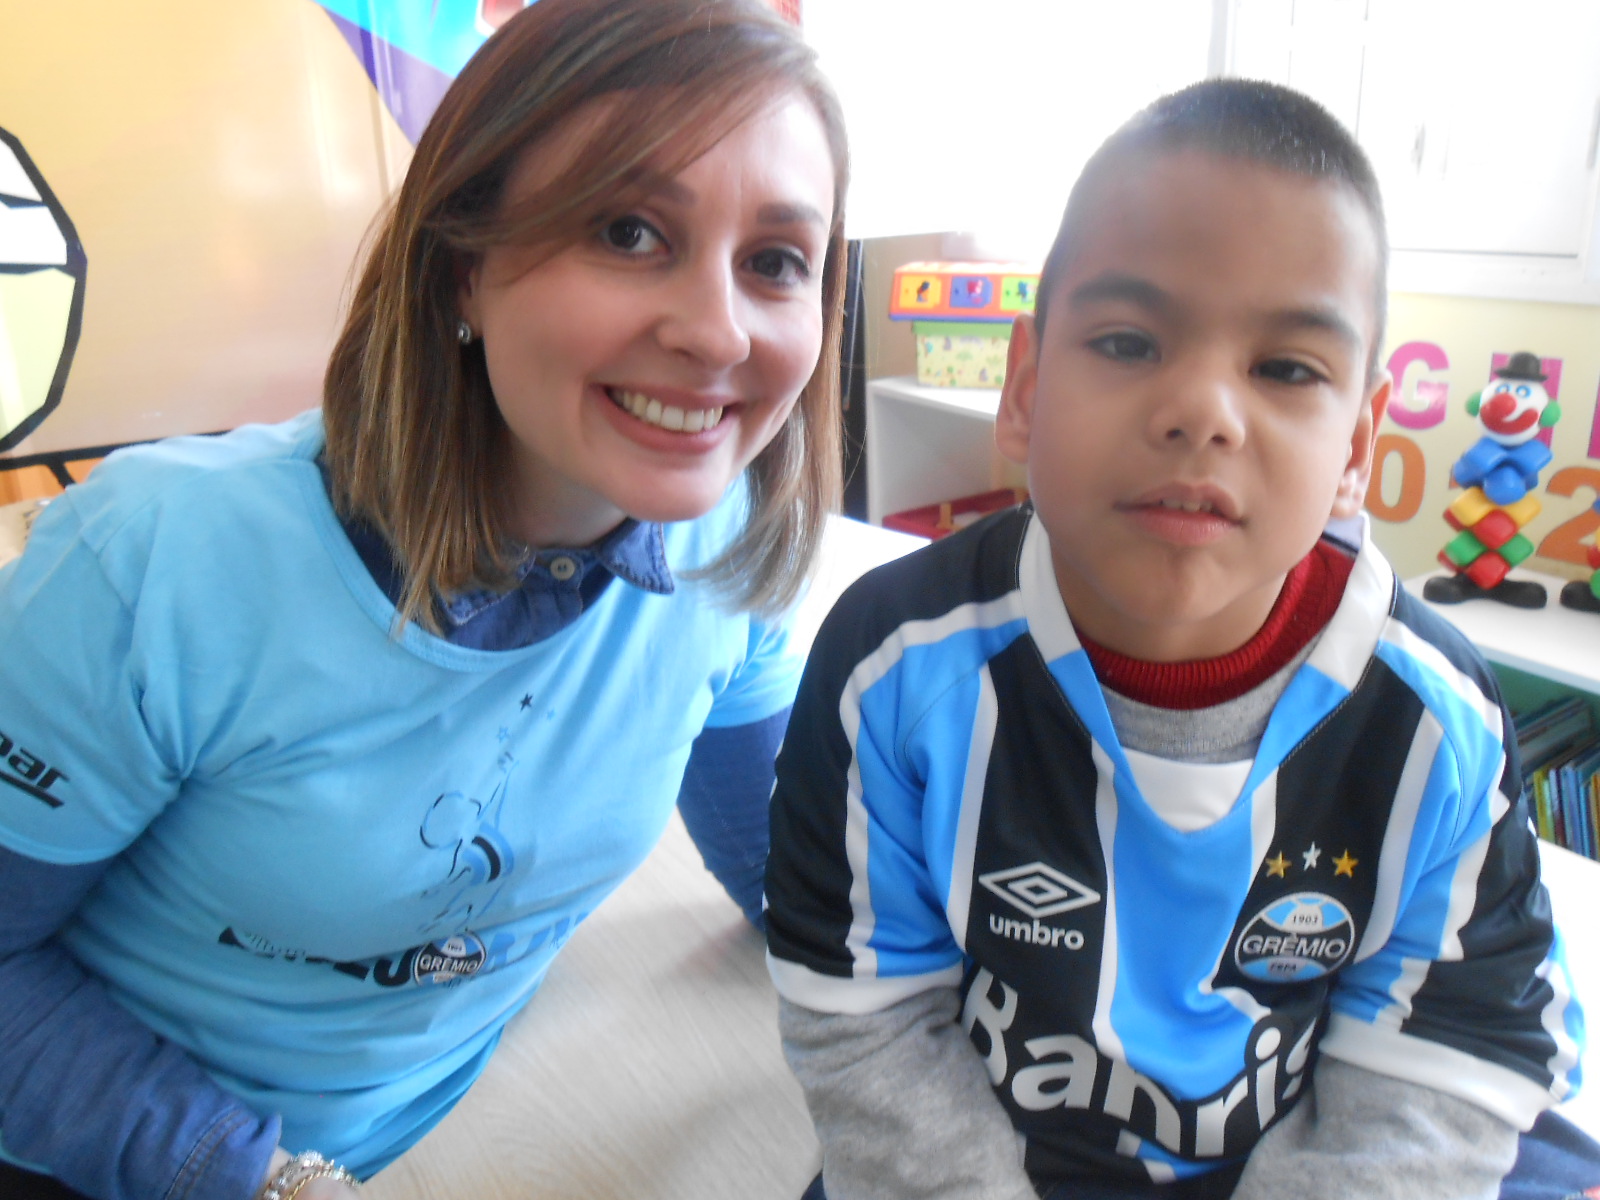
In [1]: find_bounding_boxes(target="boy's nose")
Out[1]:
[1150,367,1247,450]
[656,262,752,369]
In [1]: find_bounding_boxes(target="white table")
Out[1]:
[1403,570,1600,694]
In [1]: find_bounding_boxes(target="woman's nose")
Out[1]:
[656,260,752,369]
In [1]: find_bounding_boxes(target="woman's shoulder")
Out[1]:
[61,411,325,549]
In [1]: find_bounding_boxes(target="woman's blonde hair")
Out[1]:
[323,0,848,630]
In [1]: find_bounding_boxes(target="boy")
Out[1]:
[764,80,1590,1200]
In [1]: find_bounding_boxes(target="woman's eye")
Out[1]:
[1255,358,1325,386]
[1088,331,1157,364]
[747,247,810,286]
[600,216,666,256]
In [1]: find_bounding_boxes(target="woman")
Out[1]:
[0,1,847,1197]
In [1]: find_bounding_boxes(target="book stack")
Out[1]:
[1516,695,1600,861]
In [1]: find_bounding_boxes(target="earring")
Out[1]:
[457,320,474,345]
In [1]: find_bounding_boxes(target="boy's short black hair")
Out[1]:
[1033,78,1388,378]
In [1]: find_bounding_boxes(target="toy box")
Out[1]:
[889,261,1040,389]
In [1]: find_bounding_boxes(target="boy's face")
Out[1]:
[996,150,1390,663]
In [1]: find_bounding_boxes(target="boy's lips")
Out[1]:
[1118,484,1242,545]
[1121,483,1242,522]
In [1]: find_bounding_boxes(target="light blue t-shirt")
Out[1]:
[0,412,800,1172]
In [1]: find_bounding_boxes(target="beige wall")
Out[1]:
[0,0,411,458]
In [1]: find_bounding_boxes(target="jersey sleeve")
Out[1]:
[0,492,183,862]
[764,585,966,1015]
[1322,678,1583,1130]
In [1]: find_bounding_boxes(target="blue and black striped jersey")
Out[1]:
[766,505,1583,1185]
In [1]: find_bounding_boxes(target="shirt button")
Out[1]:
[548,556,578,582]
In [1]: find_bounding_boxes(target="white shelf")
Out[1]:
[865,376,1003,525]
[1404,571,1600,696]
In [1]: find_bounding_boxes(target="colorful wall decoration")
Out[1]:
[312,1,535,144]
[1365,292,1600,584]
[0,0,421,475]
[0,129,85,453]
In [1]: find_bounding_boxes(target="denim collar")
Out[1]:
[437,518,674,627]
[321,458,674,649]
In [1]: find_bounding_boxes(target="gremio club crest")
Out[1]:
[1234,892,1356,983]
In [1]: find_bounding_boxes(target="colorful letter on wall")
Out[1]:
[1385,340,1449,431]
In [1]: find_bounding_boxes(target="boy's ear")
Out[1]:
[1331,370,1392,519]
[994,314,1041,468]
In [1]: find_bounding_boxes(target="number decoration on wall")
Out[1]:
[1540,466,1600,614]
[0,128,86,454]
[1424,352,1562,610]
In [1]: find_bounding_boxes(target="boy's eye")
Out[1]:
[1255,358,1326,386]
[600,216,667,256]
[747,247,811,287]
[1088,331,1157,364]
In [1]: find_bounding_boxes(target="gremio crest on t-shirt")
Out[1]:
[1233,892,1356,982]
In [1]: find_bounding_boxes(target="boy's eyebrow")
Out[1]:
[1067,273,1170,313]
[1069,272,1366,353]
[1263,306,1365,353]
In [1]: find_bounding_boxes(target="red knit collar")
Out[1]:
[1076,540,1355,710]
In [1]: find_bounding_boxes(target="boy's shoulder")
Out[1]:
[818,503,1032,646]
[1383,578,1504,702]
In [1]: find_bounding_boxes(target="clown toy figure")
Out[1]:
[1424,352,1560,609]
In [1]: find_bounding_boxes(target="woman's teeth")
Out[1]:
[1157,498,1215,513]
[612,389,724,433]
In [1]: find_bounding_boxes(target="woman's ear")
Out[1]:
[1331,371,1391,519]
[994,314,1040,469]
[456,252,482,333]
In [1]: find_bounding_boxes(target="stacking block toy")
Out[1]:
[1423,352,1560,609]
[889,261,1040,389]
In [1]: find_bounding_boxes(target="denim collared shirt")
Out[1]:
[340,508,674,651]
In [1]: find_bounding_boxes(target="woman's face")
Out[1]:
[459,92,836,549]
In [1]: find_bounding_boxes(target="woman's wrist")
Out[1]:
[255,1149,360,1200]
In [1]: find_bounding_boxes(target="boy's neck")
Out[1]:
[1076,540,1354,711]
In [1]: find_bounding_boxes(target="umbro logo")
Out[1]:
[978,861,1100,919]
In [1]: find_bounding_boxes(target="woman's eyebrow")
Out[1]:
[630,178,827,231]
[756,202,828,228]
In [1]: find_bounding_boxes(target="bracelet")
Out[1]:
[257,1150,360,1200]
